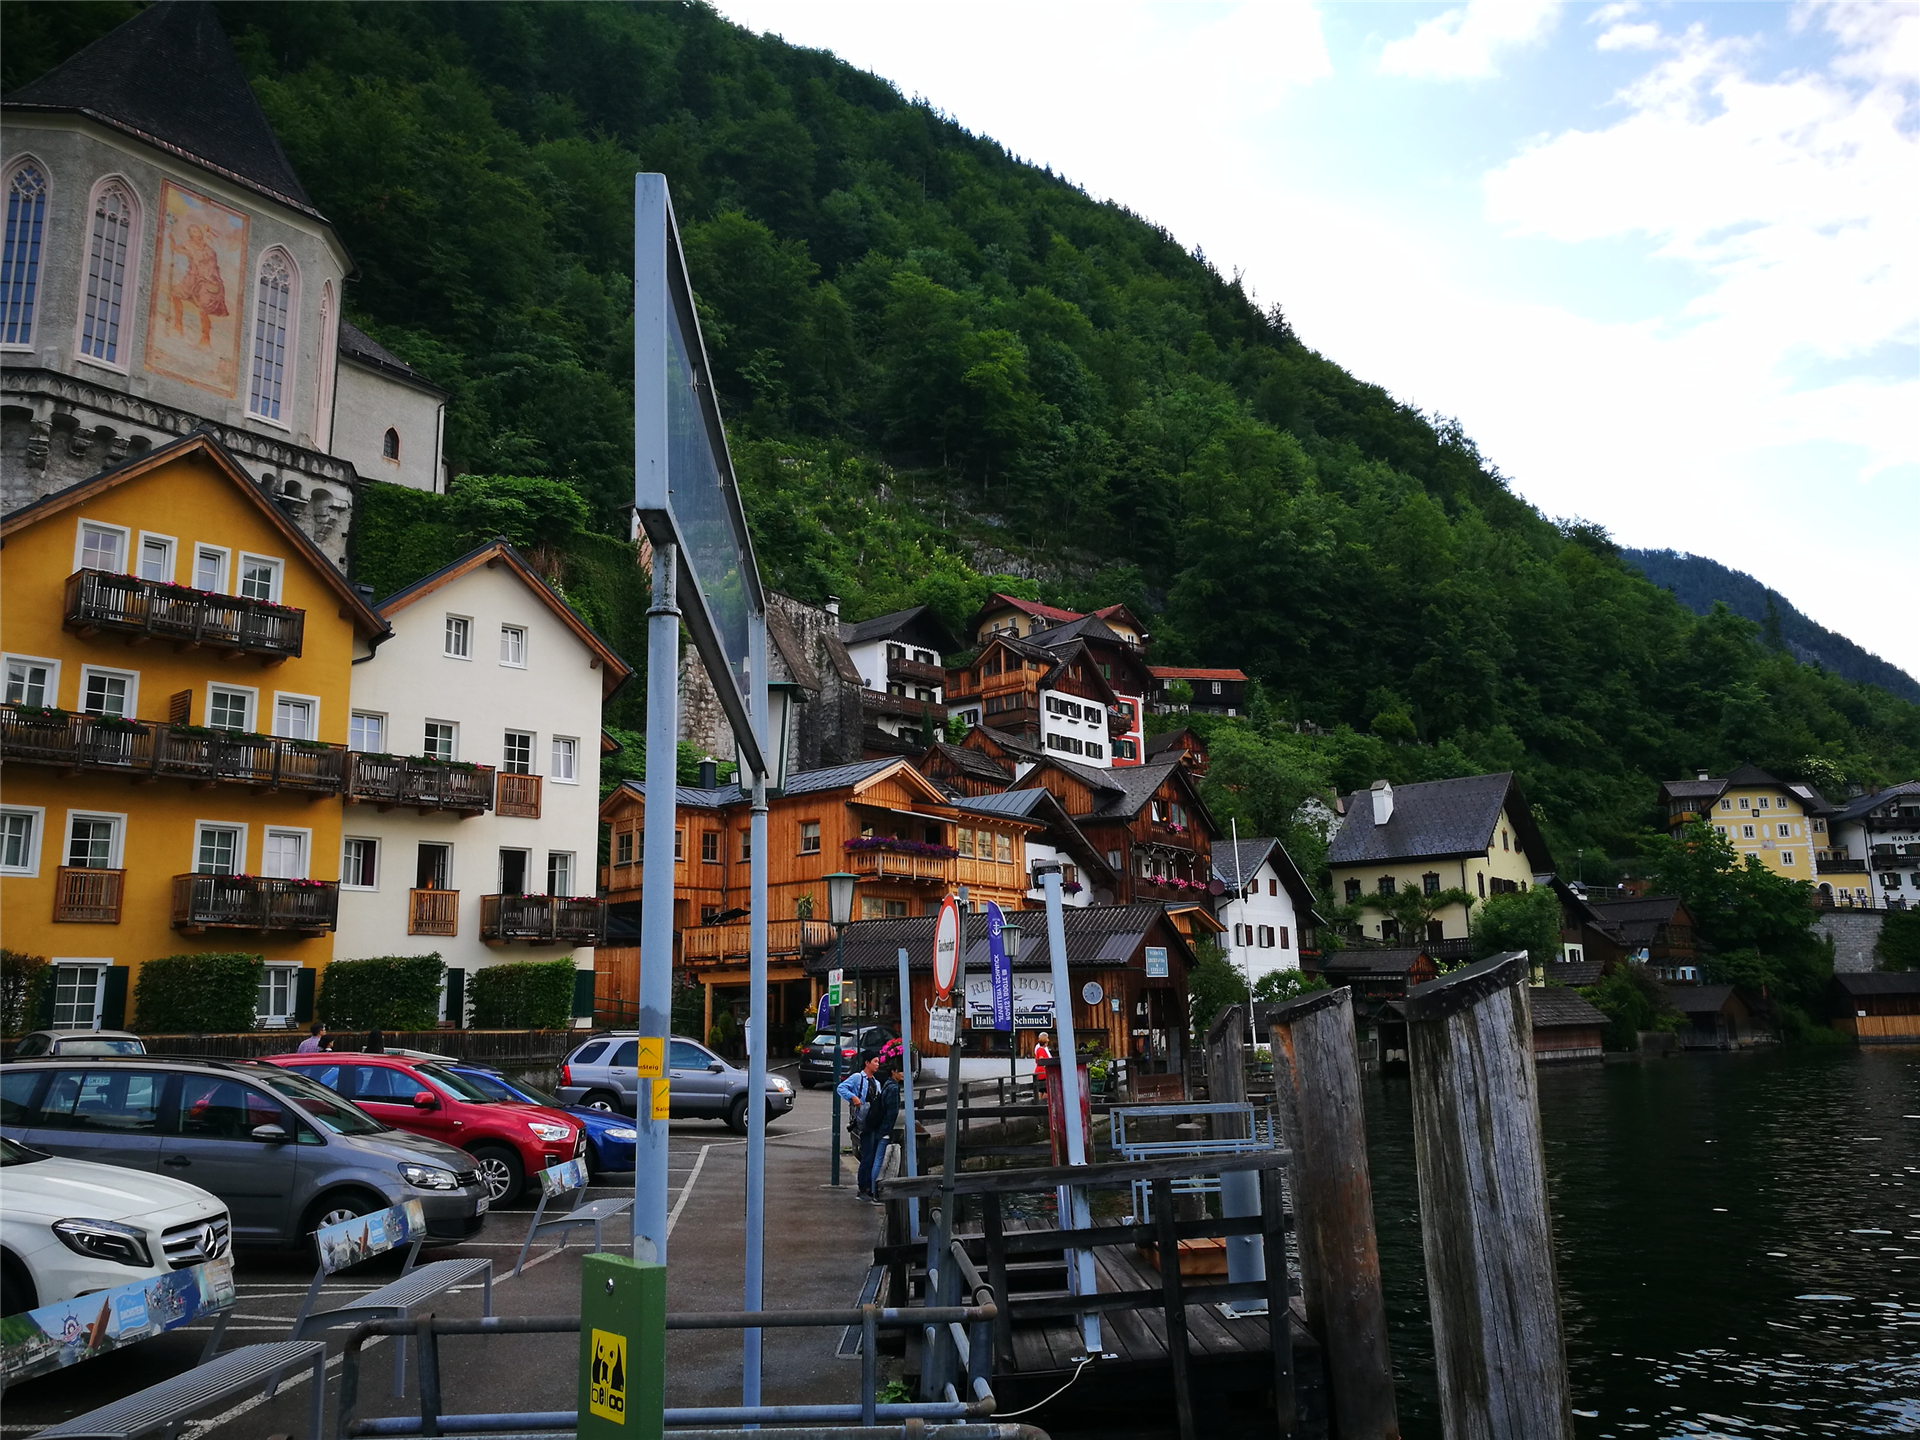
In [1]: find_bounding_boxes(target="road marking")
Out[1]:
[666,1143,713,1237]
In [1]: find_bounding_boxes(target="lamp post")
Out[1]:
[1002,921,1023,1089]
[825,870,857,1188]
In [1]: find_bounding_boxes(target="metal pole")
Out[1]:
[743,774,770,1398]
[830,929,844,1188]
[896,945,920,1240]
[634,541,679,1265]
[1041,867,1099,1355]
[932,888,970,1399]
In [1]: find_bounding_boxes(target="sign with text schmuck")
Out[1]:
[964,973,1055,1030]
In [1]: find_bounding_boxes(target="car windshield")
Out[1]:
[461,1070,569,1109]
[253,1068,391,1136]
[417,1064,498,1103]
[57,1037,144,1055]
[0,1136,47,1166]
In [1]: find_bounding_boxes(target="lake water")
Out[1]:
[1364,1047,1920,1438]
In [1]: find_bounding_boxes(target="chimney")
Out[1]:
[824,595,841,620]
[698,756,718,790]
[1695,768,1709,782]
[1370,779,1394,827]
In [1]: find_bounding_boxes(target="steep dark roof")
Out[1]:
[1831,971,1920,997]
[1327,773,1550,870]
[838,604,960,654]
[1027,613,1127,649]
[766,607,822,693]
[617,757,905,812]
[1530,988,1607,1028]
[1829,782,1920,825]
[1584,895,1687,926]
[1723,762,1782,789]
[923,740,1012,785]
[5,2,321,220]
[1031,756,1204,827]
[1319,947,1429,975]
[337,322,446,395]
[1212,837,1323,923]
[1546,959,1605,988]
[972,725,1046,761]
[1665,984,1739,1014]
[807,901,1192,974]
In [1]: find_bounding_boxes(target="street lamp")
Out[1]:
[1001,921,1023,1087]
[824,871,857,1188]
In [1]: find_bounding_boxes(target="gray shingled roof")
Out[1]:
[1327,773,1548,868]
[1831,971,1920,996]
[1213,838,1276,888]
[337,322,444,392]
[1545,959,1605,988]
[807,901,1191,974]
[838,604,960,654]
[1210,837,1324,926]
[1664,984,1738,1014]
[6,2,319,217]
[1829,781,1920,825]
[973,725,1045,760]
[1529,987,1607,1028]
[1319,947,1428,975]
[620,757,905,811]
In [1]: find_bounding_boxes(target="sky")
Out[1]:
[716,0,1920,678]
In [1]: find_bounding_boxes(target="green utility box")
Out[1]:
[579,1252,665,1439]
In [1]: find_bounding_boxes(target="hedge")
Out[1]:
[468,959,577,1029]
[318,954,445,1030]
[135,953,264,1034]
[1,950,49,1035]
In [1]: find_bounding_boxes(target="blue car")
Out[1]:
[446,1065,637,1176]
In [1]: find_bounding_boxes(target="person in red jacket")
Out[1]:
[1032,1032,1053,1062]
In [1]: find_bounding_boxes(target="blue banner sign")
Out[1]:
[816,993,832,1033]
[986,902,1013,1032]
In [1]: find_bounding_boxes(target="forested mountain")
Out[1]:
[7,1,1918,873]
[1624,549,1919,703]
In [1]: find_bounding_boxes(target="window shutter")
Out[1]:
[100,965,129,1028]
[293,967,317,1023]
[571,968,595,1020]
[169,689,191,725]
[444,968,466,1029]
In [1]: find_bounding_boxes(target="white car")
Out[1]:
[0,1136,231,1317]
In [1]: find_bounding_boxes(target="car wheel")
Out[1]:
[582,1090,622,1113]
[1,1254,38,1319]
[301,1190,386,1264]
[798,1075,819,1090]
[725,1095,750,1136]
[471,1145,525,1204]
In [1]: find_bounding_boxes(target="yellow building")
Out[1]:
[1,432,387,1030]
[1325,774,1551,946]
[1658,763,1830,881]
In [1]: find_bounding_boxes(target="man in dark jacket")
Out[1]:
[858,1057,905,1201]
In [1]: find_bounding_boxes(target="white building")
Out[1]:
[1213,837,1321,986]
[838,603,958,751]
[334,541,631,1021]
[1822,782,1920,911]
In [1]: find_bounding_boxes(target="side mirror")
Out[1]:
[250,1123,289,1144]
[411,1090,438,1109]
[707,1062,725,1073]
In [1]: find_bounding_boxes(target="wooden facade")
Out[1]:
[1012,758,1219,908]
[1829,973,1920,1045]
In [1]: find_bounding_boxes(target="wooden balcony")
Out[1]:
[496,772,542,818]
[409,888,459,936]
[679,918,835,965]
[348,754,494,814]
[480,893,606,946]
[1817,856,1869,875]
[861,688,945,721]
[888,656,946,688]
[53,866,123,923]
[845,847,951,885]
[172,874,338,934]
[65,569,304,662]
[2,707,347,793]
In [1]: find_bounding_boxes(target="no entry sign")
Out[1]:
[933,895,961,1001]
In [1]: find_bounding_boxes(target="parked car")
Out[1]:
[9,1030,145,1058]
[1,1135,231,1317]
[798,1025,900,1090]
[0,1058,488,1250]
[444,1065,636,1176]
[268,1052,585,1203]
[556,1034,796,1135]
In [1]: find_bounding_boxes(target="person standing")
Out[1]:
[366,1026,386,1055]
[837,1050,881,1193]
[296,1022,327,1053]
[1032,1032,1053,1062]
[859,1057,905,1202]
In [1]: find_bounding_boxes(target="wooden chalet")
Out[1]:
[1828,972,1920,1045]
[1585,895,1698,981]
[1011,756,1219,906]
[944,629,1141,764]
[1143,727,1210,776]
[1664,984,1763,1049]
[918,739,1015,797]
[1528,986,1607,1063]
[1149,665,1248,716]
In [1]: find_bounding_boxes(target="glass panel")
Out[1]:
[177,1077,282,1139]
[195,548,224,592]
[5,659,50,706]
[343,837,376,888]
[197,826,239,874]
[500,626,524,665]
[350,712,383,752]
[83,672,129,717]
[66,817,115,869]
[262,830,305,879]
[80,182,134,363]
[445,617,470,656]
[551,737,577,781]
[423,722,455,760]
[1,812,33,870]
[547,852,573,895]
[80,525,123,573]
[257,967,297,1019]
[209,689,249,730]
[3,164,48,346]
[240,559,276,601]
[248,252,293,420]
[274,698,313,740]
[51,968,102,1030]
[502,731,532,774]
[139,538,170,581]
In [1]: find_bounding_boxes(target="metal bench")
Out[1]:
[34,1340,327,1440]
[290,1199,491,1396]
[513,1157,633,1276]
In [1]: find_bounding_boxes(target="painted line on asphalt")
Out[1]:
[666,1143,713,1237]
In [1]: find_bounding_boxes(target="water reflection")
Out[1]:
[1364,1048,1920,1438]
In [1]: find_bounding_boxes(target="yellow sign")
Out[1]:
[588,1327,627,1424]
[634,1037,664,1078]
[649,1078,670,1121]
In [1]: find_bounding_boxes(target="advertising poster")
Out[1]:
[0,1255,236,1385]
[964,973,1054,1030]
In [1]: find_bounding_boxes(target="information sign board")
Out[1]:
[927,1006,958,1046]
[1145,946,1169,978]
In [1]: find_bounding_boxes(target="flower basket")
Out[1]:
[90,715,149,735]
[6,703,69,724]
[844,836,959,859]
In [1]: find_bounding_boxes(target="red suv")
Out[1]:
[267,1053,583,1204]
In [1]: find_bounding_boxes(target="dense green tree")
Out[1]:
[1873,908,1920,971]
[1470,888,1563,962]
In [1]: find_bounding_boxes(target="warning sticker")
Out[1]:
[649,1077,669,1121]
[588,1327,627,1423]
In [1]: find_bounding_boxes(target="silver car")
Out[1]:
[556,1033,795,1135]
[0,1057,489,1250]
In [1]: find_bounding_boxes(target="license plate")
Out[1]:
[476,1191,490,1214]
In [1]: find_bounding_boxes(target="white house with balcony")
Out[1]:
[1213,837,1322,986]
[838,603,959,753]
[333,540,631,1022]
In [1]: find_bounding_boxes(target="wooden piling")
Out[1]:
[1269,985,1400,1440]
[1404,952,1574,1440]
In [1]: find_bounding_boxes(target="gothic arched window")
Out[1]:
[2,159,49,347]
[248,247,298,422]
[78,177,139,366]
[382,427,400,460]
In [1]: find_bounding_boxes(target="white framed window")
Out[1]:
[76,176,139,369]
[1741,824,1756,839]
[194,821,245,875]
[79,665,137,718]
[137,532,176,583]
[0,806,44,876]
[341,836,378,890]
[272,693,318,741]
[50,962,107,1031]
[65,810,124,869]
[261,827,309,879]
[444,615,472,658]
[207,685,254,732]
[247,247,298,423]
[4,653,59,708]
[799,820,821,855]
[423,720,457,760]
[502,730,534,774]
[76,520,128,574]
[1777,823,1792,838]
[257,964,300,1026]
[547,851,575,896]
[1258,926,1275,948]
[3,158,50,348]
[193,545,229,594]
[349,711,385,752]
[551,736,578,783]
[500,625,527,667]
[237,553,282,602]
[1758,797,1770,810]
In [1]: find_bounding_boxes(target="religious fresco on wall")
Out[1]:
[144,179,248,397]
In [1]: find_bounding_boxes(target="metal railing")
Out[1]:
[348,754,495,813]
[408,888,459,936]
[496,772,542,818]
[65,569,304,659]
[53,866,124,923]
[479,894,607,945]
[1,708,349,792]
[172,874,338,932]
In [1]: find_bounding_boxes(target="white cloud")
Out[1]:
[1595,22,1663,52]
[1378,0,1563,79]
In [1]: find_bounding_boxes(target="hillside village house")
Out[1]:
[1325,773,1552,948]
[1212,837,1322,984]
[837,604,957,756]
[1658,763,1831,885]
[1150,665,1248,716]
[954,596,1153,765]
[332,541,628,1023]
[0,432,387,1028]
[1820,782,1920,910]
[1,4,447,569]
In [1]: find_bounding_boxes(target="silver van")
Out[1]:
[556,1033,794,1135]
[0,1057,489,1249]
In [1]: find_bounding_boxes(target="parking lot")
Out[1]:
[3,1071,887,1436]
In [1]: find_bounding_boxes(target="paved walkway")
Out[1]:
[1,1067,888,1436]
